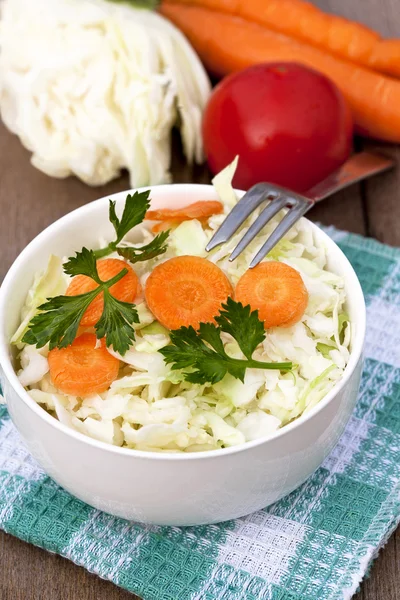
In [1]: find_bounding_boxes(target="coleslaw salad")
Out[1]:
[11,160,352,453]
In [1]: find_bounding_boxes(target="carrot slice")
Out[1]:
[151,218,210,233]
[151,221,180,233]
[145,255,233,330]
[146,200,223,223]
[48,333,120,396]
[235,261,308,329]
[66,258,139,327]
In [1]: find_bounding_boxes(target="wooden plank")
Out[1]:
[360,142,400,246]
[355,533,400,600]
[314,0,400,36]
[0,530,136,600]
[307,186,366,235]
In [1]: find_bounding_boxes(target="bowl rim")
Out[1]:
[0,183,366,461]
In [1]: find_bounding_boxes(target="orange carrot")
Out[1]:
[160,3,400,143]
[48,333,120,396]
[151,221,181,233]
[151,217,214,234]
[146,200,223,222]
[235,261,308,329]
[145,255,233,330]
[165,0,400,77]
[66,258,139,327]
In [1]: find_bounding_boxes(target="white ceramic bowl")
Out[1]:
[0,184,366,526]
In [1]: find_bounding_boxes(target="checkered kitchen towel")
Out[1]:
[0,228,399,600]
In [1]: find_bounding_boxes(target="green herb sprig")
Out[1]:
[23,192,168,355]
[23,248,139,354]
[160,298,292,384]
[116,230,170,264]
[93,191,169,263]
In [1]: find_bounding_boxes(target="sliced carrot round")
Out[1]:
[145,255,233,330]
[48,333,120,397]
[145,200,223,223]
[235,261,309,329]
[66,258,139,327]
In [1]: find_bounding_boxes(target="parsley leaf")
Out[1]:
[108,0,158,10]
[215,297,265,360]
[23,249,138,354]
[163,325,215,370]
[160,300,292,384]
[197,322,226,354]
[94,191,169,263]
[116,230,169,264]
[113,191,151,244]
[63,247,101,281]
[95,291,139,355]
[109,200,120,237]
[22,288,102,350]
[161,325,233,385]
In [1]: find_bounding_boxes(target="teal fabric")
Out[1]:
[1,229,399,600]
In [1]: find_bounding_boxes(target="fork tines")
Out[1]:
[205,183,311,268]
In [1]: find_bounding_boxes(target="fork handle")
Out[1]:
[306,152,394,203]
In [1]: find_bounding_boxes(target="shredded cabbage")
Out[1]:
[211,155,239,209]
[0,0,210,187]
[169,220,208,257]
[15,158,351,452]
[11,255,67,345]
[18,345,49,388]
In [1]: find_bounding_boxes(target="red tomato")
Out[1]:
[202,63,353,193]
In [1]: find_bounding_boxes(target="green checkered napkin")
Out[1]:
[1,228,399,600]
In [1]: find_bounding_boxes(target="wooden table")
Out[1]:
[1,1,400,597]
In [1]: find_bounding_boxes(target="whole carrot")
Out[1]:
[160,2,400,143]
[165,0,400,78]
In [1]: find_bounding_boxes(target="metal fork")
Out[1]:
[206,152,394,268]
